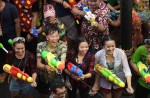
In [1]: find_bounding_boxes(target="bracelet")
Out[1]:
[60,0,64,5]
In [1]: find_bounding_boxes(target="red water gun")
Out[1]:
[3,64,33,83]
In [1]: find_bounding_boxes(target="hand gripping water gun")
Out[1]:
[95,63,125,87]
[109,10,120,21]
[3,64,33,83]
[8,39,13,47]
[0,43,8,53]
[80,4,97,26]
[137,61,150,83]
[41,50,65,73]
[67,62,83,77]
[32,27,38,37]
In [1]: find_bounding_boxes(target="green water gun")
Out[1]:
[95,63,125,87]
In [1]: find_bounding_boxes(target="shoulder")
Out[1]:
[95,49,105,56]
[37,42,46,47]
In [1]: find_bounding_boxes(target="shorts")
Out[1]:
[101,87,124,93]
[9,78,35,94]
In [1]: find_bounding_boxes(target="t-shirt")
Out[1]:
[131,45,150,89]
[1,3,19,39]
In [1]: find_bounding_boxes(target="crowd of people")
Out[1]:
[0,0,149,98]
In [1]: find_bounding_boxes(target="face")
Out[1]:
[14,43,25,56]
[104,40,115,55]
[47,31,60,47]
[88,0,100,9]
[145,44,150,53]
[53,87,66,98]
[78,42,89,55]
[47,16,56,24]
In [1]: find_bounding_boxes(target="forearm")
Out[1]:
[15,19,20,37]
[83,73,92,79]
[92,73,100,90]
[96,22,105,32]
[126,75,132,88]
[31,12,38,30]
[130,60,140,75]
[71,7,83,16]
[32,72,37,81]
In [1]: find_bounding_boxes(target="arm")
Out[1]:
[30,12,38,32]
[14,18,20,37]
[107,3,116,11]
[108,16,120,27]
[130,60,140,75]
[52,0,71,9]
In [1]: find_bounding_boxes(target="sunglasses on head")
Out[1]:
[13,37,25,43]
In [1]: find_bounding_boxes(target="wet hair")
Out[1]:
[101,35,115,46]
[49,79,65,93]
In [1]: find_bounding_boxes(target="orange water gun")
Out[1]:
[3,64,33,83]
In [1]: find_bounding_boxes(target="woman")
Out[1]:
[5,37,37,98]
[130,36,150,98]
[65,36,95,98]
[36,26,67,98]
[91,35,134,98]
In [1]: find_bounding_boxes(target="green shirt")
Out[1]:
[131,45,150,89]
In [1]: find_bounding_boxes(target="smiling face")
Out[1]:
[78,42,89,55]
[47,30,60,47]
[47,16,56,24]
[104,40,116,55]
[13,43,25,56]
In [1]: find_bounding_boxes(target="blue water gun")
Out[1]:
[109,10,120,21]
[32,27,38,37]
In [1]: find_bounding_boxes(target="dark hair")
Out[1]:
[101,35,115,46]
[74,35,89,53]
[50,79,65,93]
[46,25,59,35]
[13,39,25,47]
[142,20,150,39]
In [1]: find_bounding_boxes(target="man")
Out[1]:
[0,0,20,73]
[49,79,66,98]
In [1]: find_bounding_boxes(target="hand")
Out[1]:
[77,75,85,81]
[62,1,71,9]
[89,89,98,95]
[126,86,134,94]
[45,65,54,73]
[31,81,37,87]
[26,33,33,42]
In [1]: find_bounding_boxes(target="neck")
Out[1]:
[78,52,85,57]
[47,42,56,49]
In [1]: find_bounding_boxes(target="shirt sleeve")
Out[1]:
[87,53,95,75]
[10,4,19,20]
[121,50,132,76]
[36,43,43,58]
[131,46,143,64]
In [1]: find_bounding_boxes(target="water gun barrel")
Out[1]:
[3,64,33,83]
[8,39,13,46]
[67,62,83,77]
[0,43,8,53]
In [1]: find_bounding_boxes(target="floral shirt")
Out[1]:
[37,41,67,83]
[75,1,109,49]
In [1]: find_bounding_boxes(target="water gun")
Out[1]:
[8,39,13,46]
[3,64,33,83]
[32,27,38,37]
[68,0,77,8]
[41,50,65,73]
[95,63,125,87]
[0,43,8,53]
[67,62,83,77]
[80,4,96,26]
[109,10,120,21]
[137,61,150,83]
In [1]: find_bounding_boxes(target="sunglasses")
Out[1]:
[13,37,25,43]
